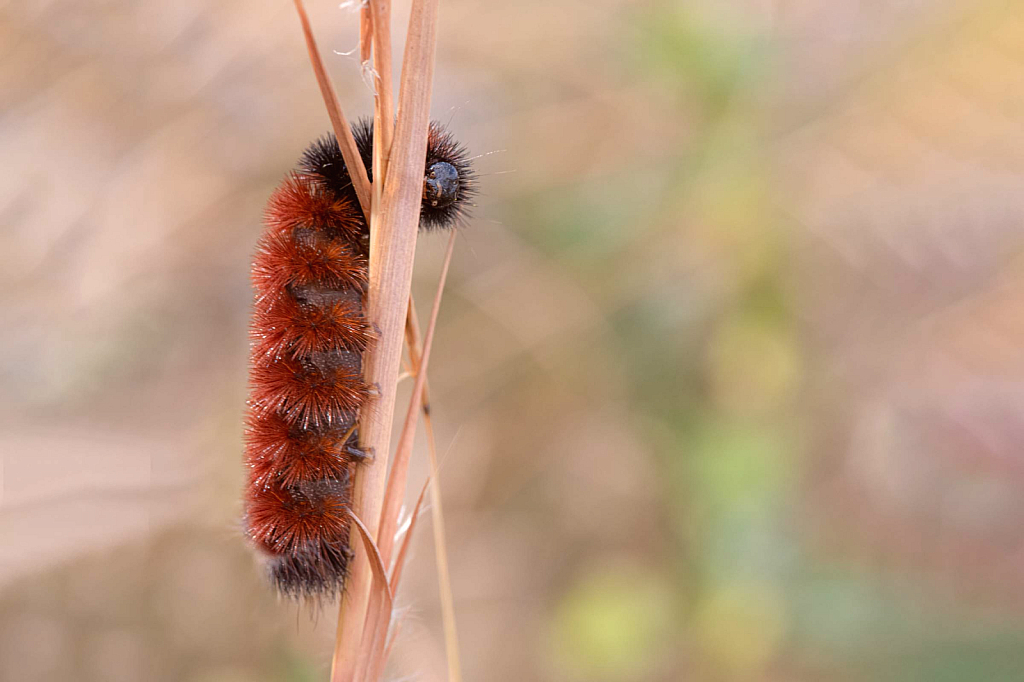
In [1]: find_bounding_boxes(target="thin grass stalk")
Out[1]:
[403,298,428,400]
[350,3,392,678]
[423,412,462,682]
[347,509,395,614]
[365,475,430,682]
[377,230,456,566]
[292,0,371,218]
[404,298,463,682]
[344,512,392,682]
[390,476,431,592]
[332,0,441,679]
[360,228,455,682]
[359,3,372,63]
[368,0,395,175]
[382,611,409,667]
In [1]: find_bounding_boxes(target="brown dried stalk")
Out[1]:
[292,0,371,218]
[390,476,431,594]
[359,3,372,63]
[365,474,430,682]
[405,297,463,682]
[331,0,442,680]
[368,0,395,175]
[359,229,455,682]
[347,509,394,615]
[378,230,455,566]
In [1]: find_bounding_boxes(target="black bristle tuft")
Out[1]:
[267,543,352,600]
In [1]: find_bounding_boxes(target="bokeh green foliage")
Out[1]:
[526,4,1024,681]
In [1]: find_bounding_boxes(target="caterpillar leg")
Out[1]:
[339,422,373,462]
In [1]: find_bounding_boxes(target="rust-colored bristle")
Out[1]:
[248,478,352,552]
[250,355,370,428]
[265,173,364,241]
[251,293,374,360]
[252,229,368,296]
[245,411,368,488]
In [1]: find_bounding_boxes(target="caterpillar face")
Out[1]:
[425,161,459,209]
[418,123,474,230]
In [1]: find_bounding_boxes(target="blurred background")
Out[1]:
[3,0,1024,680]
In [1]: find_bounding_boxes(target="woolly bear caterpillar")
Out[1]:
[244,119,474,599]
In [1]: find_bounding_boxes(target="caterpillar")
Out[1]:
[244,119,473,599]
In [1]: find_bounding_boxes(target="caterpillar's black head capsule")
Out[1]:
[419,121,475,231]
[425,161,460,210]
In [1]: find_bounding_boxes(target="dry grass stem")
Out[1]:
[348,509,395,608]
[330,0,441,679]
[347,508,395,679]
[359,3,372,63]
[378,229,456,566]
[361,228,455,682]
[405,298,463,682]
[424,420,462,682]
[292,0,371,218]
[389,476,431,592]
[365,475,431,682]
[404,299,426,389]
[368,0,395,175]
[382,609,411,670]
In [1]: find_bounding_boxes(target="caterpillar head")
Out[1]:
[424,161,459,211]
[418,121,475,230]
[302,118,476,232]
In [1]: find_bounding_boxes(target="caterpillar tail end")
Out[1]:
[260,542,354,601]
